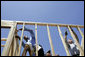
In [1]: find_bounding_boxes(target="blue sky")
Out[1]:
[1,1,84,56]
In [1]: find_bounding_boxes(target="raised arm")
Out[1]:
[19,27,35,37]
[69,26,79,42]
[19,27,36,46]
[64,31,70,48]
[64,30,68,41]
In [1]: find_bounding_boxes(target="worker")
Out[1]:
[16,27,44,56]
[19,27,44,56]
[19,27,36,46]
[45,50,59,56]
[18,27,36,56]
[64,26,80,56]
[15,30,33,56]
[45,50,52,56]
[33,44,44,56]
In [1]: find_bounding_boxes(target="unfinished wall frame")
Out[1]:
[1,20,84,56]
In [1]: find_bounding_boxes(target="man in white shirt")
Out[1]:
[64,27,80,56]
[45,50,52,56]
[17,27,44,56]
[33,44,44,56]
[15,27,35,56]
[16,34,33,56]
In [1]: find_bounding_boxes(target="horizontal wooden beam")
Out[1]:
[1,20,84,28]
[17,21,84,28]
[1,38,7,41]
[1,20,14,28]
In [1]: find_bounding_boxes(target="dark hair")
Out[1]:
[39,44,42,47]
[47,50,51,53]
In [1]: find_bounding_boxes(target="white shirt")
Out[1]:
[69,43,75,49]
[25,36,33,50]
[26,36,32,45]
[69,43,79,55]
[37,45,42,51]
[34,44,42,51]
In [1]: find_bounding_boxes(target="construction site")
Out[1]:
[1,20,84,56]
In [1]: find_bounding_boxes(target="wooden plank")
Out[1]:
[47,25,55,56]
[9,44,12,56]
[77,26,84,56]
[14,25,19,56]
[13,24,18,56]
[18,23,25,56]
[9,37,14,56]
[1,22,17,56]
[13,34,17,56]
[1,20,14,28]
[57,25,70,56]
[15,38,19,56]
[1,38,7,41]
[68,26,84,56]
[35,24,38,56]
[1,20,84,28]
[77,26,84,50]
[11,39,14,56]
[17,21,84,28]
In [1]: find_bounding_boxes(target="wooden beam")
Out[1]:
[13,34,17,56]
[14,25,19,56]
[1,22,17,56]
[8,39,14,56]
[1,20,14,28]
[17,21,84,28]
[47,25,55,56]
[35,24,38,56]
[57,25,70,56]
[1,20,84,28]
[77,26,84,50]
[68,26,84,56]
[18,23,25,56]
[15,38,19,56]
[80,38,84,56]
[77,26,84,56]
[9,44,12,56]
[13,24,19,56]
[11,38,14,56]
[1,38,7,41]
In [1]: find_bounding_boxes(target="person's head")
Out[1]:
[46,50,51,56]
[55,54,59,56]
[39,44,42,48]
[24,36,29,40]
[68,39,73,44]
[46,53,51,56]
